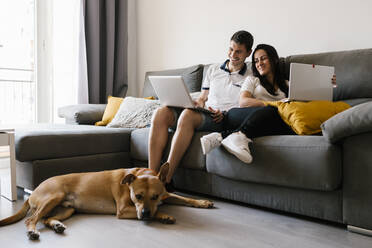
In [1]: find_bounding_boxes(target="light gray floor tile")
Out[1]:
[1,189,371,248]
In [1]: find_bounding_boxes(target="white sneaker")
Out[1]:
[221,131,253,163]
[200,132,223,155]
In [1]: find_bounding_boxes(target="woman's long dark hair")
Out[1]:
[251,44,288,97]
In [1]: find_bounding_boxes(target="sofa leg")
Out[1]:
[24,188,33,194]
[347,225,372,236]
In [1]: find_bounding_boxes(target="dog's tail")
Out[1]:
[0,199,30,226]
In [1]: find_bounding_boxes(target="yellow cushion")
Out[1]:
[144,96,156,100]
[265,100,350,135]
[95,96,124,126]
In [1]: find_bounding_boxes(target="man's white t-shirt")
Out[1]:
[241,76,287,101]
[203,61,252,112]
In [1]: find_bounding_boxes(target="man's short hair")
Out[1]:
[230,30,254,52]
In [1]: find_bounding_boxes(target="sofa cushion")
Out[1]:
[286,48,372,101]
[321,101,372,143]
[206,135,342,191]
[95,96,124,126]
[130,128,207,170]
[58,104,106,125]
[343,98,372,107]
[15,124,132,162]
[142,64,204,98]
[107,97,160,128]
[266,100,350,135]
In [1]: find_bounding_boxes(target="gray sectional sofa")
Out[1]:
[14,48,372,235]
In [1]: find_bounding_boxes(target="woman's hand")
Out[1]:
[332,74,337,88]
[208,107,224,123]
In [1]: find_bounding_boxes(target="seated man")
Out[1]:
[148,30,254,191]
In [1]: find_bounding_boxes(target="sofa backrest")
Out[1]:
[142,64,204,98]
[285,48,372,101]
[142,48,372,102]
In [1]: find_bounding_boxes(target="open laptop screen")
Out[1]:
[289,63,334,101]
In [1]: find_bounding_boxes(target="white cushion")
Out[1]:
[107,97,160,128]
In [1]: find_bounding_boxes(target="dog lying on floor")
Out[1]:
[0,162,213,240]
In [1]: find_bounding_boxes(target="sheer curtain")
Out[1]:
[52,0,82,122]
[77,0,89,104]
[52,0,130,122]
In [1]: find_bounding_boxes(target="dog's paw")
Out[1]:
[27,230,40,240]
[159,215,176,224]
[53,223,66,234]
[194,200,214,209]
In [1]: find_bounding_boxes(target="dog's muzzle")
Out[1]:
[141,208,151,220]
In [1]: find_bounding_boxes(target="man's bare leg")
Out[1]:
[166,109,202,183]
[148,106,175,173]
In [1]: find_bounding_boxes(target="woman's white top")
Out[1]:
[241,76,287,101]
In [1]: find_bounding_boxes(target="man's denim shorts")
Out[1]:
[170,107,224,132]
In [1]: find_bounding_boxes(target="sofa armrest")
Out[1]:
[343,133,372,230]
[321,101,372,143]
[58,104,106,125]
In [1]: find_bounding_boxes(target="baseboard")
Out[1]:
[347,225,372,236]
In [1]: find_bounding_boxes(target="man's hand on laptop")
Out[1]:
[208,107,224,123]
[193,99,205,108]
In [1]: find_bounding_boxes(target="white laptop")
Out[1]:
[148,75,212,114]
[288,63,335,101]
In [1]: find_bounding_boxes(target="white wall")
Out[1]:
[136,0,372,96]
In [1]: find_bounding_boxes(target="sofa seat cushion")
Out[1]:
[130,128,208,170]
[206,135,342,191]
[15,124,132,162]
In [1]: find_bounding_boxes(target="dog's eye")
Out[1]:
[135,194,143,200]
[151,195,159,201]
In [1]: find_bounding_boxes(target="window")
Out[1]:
[0,0,36,124]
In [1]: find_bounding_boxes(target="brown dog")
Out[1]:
[0,163,213,240]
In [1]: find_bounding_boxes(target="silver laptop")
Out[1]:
[288,63,335,101]
[148,75,212,113]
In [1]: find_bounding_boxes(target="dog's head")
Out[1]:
[121,163,169,220]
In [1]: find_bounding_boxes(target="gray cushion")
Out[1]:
[130,128,207,170]
[15,124,132,161]
[130,128,150,161]
[206,135,342,191]
[16,152,131,190]
[142,64,204,98]
[286,48,372,101]
[321,101,372,143]
[58,104,106,125]
[342,98,372,107]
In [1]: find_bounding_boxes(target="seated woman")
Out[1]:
[200,44,335,163]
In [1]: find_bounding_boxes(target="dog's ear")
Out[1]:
[121,174,137,185]
[157,162,169,183]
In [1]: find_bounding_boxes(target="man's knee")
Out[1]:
[177,109,202,129]
[152,106,175,127]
